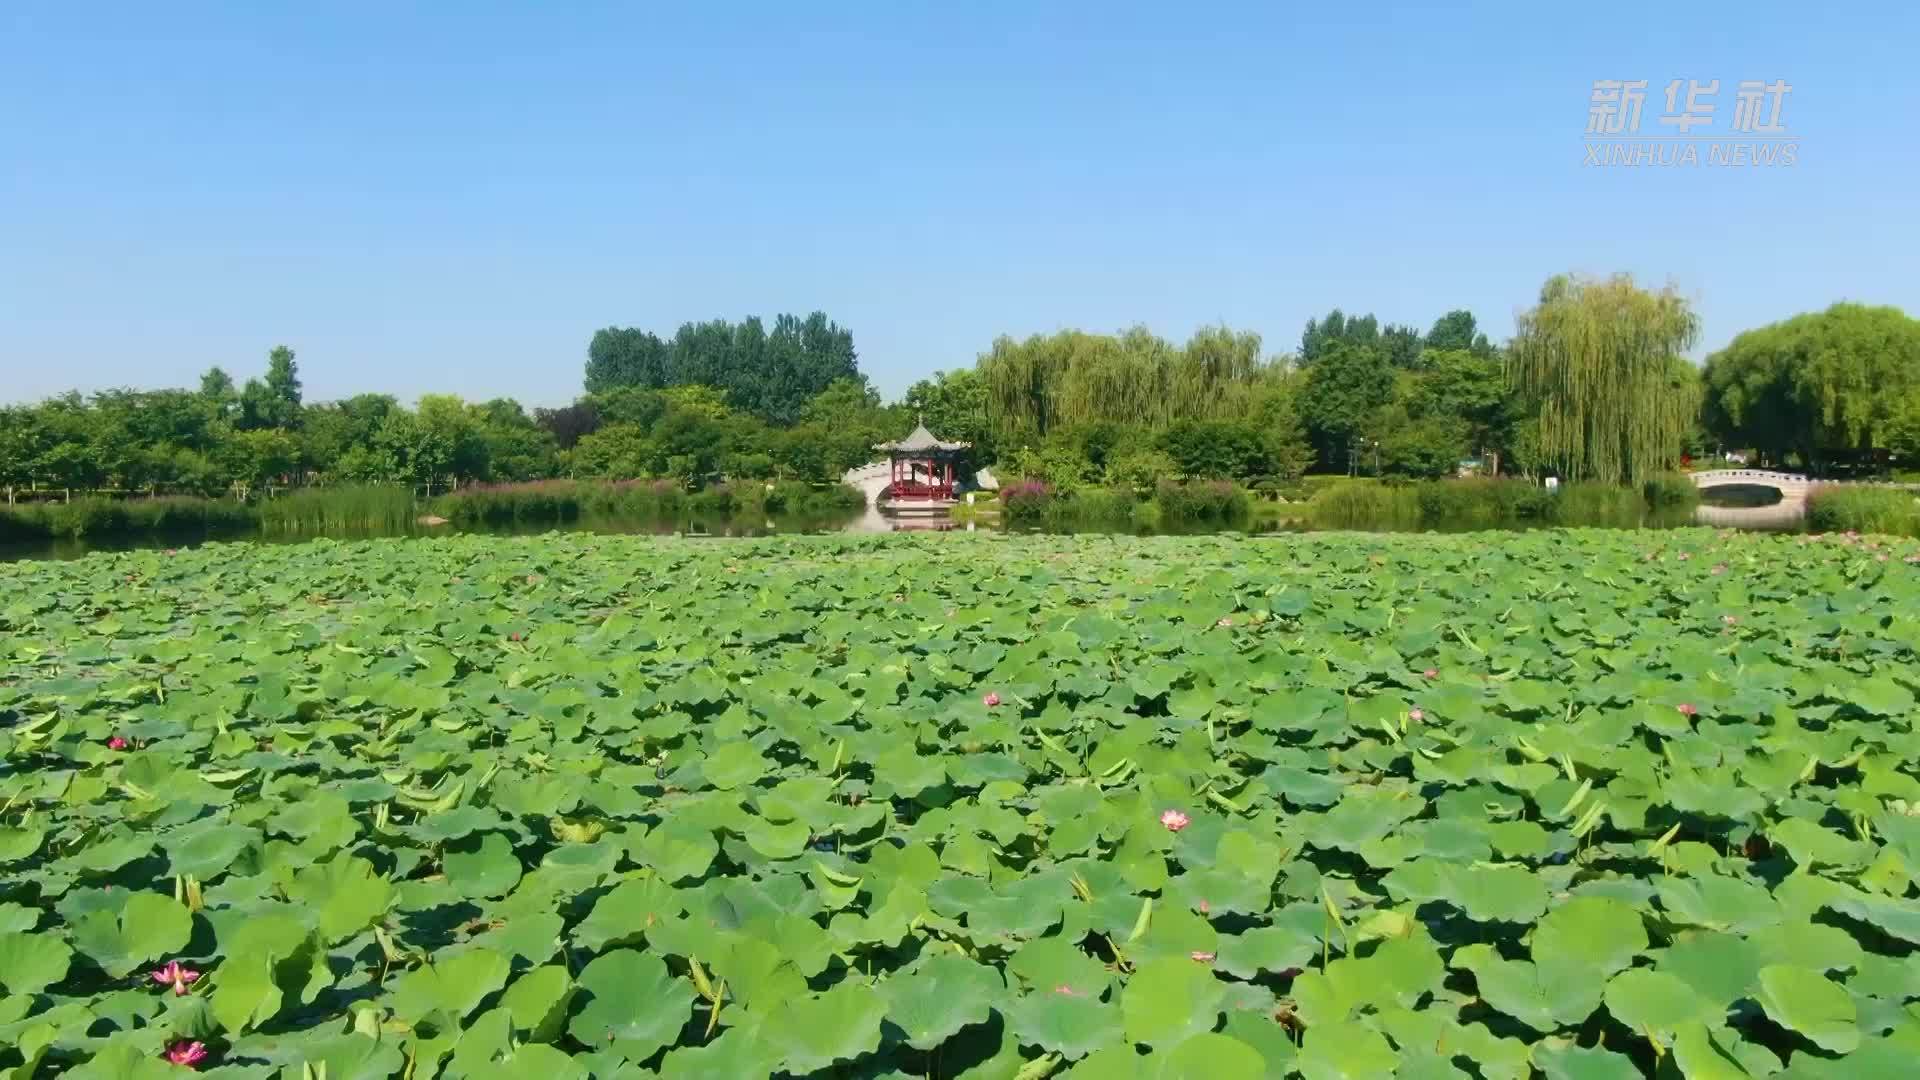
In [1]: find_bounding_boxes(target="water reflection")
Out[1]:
[1694,483,1803,531]
[2,488,1828,563]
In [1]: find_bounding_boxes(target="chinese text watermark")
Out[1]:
[1585,79,1796,166]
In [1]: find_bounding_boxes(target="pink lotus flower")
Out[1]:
[1408,708,1424,722]
[151,960,201,996]
[982,692,1001,707]
[1676,703,1698,717]
[1710,564,1727,575]
[1160,809,1190,832]
[1053,984,1076,996]
[1906,554,1920,564]
[107,736,128,751]
[1678,552,1692,561]
[1190,950,1216,963]
[1216,617,1233,628]
[1722,614,1738,625]
[1197,899,1211,914]
[164,1041,208,1067]
[1422,668,1438,680]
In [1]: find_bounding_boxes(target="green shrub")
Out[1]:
[1642,471,1701,509]
[1413,478,1553,525]
[1806,486,1920,535]
[1153,480,1249,522]
[0,496,256,541]
[1309,481,1421,529]
[999,480,1056,524]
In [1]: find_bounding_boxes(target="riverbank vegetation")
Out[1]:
[1300,473,1698,531]
[6,281,1920,546]
[999,478,1251,530]
[1805,486,1920,535]
[431,479,866,526]
[0,495,256,543]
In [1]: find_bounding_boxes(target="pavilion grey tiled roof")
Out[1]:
[874,423,970,453]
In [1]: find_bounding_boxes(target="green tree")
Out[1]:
[236,346,303,430]
[1157,420,1273,480]
[904,368,994,461]
[218,428,299,494]
[583,312,860,424]
[472,399,558,481]
[1298,343,1396,471]
[1701,302,1920,468]
[1381,324,1424,369]
[1300,310,1380,364]
[199,367,238,421]
[1378,413,1470,479]
[584,328,671,394]
[1410,348,1519,460]
[571,423,654,479]
[1243,374,1314,480]
[301,394,398,477]
[1425,310,1496,356]
[798,377,882,426]
[1508,273,1700,484]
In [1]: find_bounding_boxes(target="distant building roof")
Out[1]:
[874,423,970,454]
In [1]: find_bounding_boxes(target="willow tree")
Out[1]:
[1054,328,1177,430]
[979,332,1073,442]
[1702,302,1920,466]
[1508,273,1700,484]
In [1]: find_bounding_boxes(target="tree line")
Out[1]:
[3,288,1916,499]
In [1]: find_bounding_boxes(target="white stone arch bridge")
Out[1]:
[1689,469,1818,505]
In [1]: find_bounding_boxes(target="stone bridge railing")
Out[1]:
[1689,469,1812,490]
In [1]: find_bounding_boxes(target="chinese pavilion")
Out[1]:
[876,422,970,504]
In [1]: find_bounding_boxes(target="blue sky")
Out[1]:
[3,2,1916,407]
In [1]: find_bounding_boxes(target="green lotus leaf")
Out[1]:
[1120,956,1225,1049]
[1754,964,1860,1054]
[1156,1032,1266,1080]
[388,947,512,1025]
[1295,1017,1398,1080]
[881,953,1004,1049]
[70,891,192,979]
[1533,1041,1642,1080]
[567,948,694,1061]
[762,981,889,1073]
[284,854,395,942]
[443,831,524,898]
[0,931,72,995]
[1602,967,1721,1036]
[1005,990,1124,1060]
[501,964,575,1041]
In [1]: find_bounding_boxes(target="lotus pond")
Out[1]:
[2,529,1919,1078]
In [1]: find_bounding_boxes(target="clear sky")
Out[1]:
[3,2,1916,407]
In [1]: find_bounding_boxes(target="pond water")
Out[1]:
[0,486,1814,563]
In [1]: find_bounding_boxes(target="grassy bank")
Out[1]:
[431,479,867,526]
[1305,473,1698,531]
[0,496,257,543]
[1806,486,1920,535]
[1000,479,1251,530]
[1,480,869,547]
[257,485,418,534]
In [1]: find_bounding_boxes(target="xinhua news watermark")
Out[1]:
[1585,79,1796,167]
